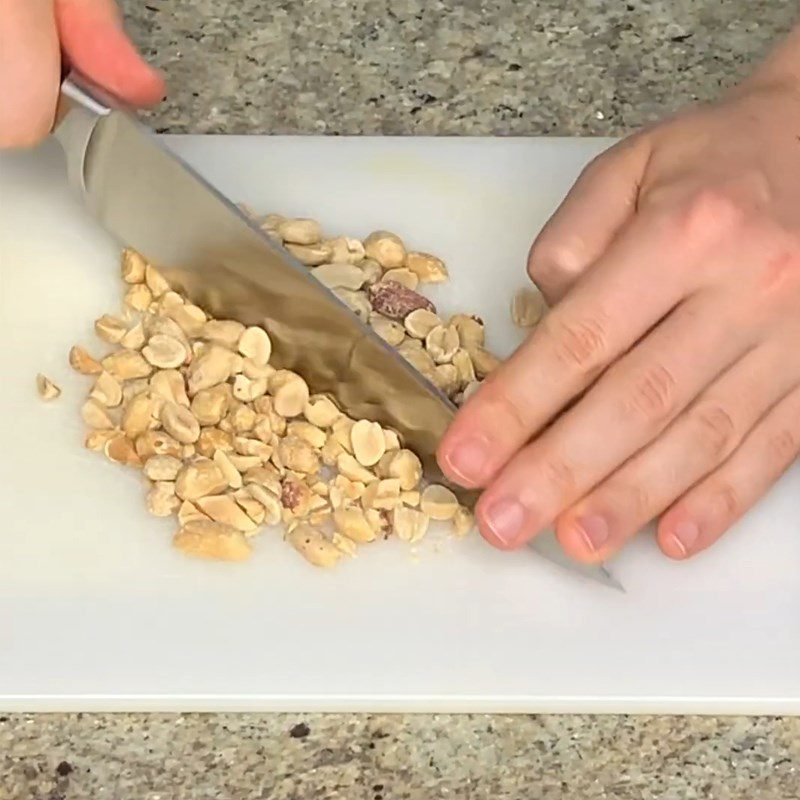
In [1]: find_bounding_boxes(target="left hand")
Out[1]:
[437,75,800,564]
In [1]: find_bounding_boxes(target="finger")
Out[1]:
[55,0,165,107]
[657,383,800,559]
[0,0,60,148]
[472,291,752,549]
[556,337,800,561]
[438,212,699,490]
[528,137,650,304]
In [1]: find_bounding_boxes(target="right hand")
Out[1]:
[0,0,165,148]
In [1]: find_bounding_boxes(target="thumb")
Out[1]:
[55,0,165,107]
[527,136,650,305]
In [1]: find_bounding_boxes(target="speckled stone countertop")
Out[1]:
[127,0,792,137]
[5,2,799,799]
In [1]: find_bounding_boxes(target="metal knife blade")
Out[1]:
[54,77,623,592]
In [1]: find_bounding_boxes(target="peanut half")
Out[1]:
[350,419,386,467]
[420,484,458,521]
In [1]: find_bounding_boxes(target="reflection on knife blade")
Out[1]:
[54,78,624,591]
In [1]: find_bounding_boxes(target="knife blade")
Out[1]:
[54,76,623,592]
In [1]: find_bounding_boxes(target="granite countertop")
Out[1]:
[129,0,789,137]
[4,1,800,798]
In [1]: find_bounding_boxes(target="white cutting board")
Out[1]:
[1,136,799,714]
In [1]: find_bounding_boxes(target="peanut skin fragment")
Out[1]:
[368,280,435,320]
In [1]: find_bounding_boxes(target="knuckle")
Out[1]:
[577,153,605,181]
[541,454,577,498]
[527,238,584,287]
[691,402,738,460]
[480,379,532,435]
[670,188,746,245]
[758,244,800,297]
[603,479,653,522]
[545,312,610,377]
[623,363,678,426]
[766,427,799,463]
[625,480,656,519]
[714,481,741,519]
[575,148,619,184]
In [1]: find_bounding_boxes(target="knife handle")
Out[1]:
[53,74,112,193]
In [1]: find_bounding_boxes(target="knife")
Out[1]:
[54,75,623,592]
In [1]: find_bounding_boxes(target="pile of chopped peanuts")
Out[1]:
[43,213,547,567]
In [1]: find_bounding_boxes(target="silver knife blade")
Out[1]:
[528,532,625,592]
[54,77,623,592]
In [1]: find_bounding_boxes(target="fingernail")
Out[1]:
[443,435,492,485]
[483,498,526,546]
[575,514,610,553]
[670,520,700,557]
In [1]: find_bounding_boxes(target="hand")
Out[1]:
[0,0,164,148]
[438,70,800,564]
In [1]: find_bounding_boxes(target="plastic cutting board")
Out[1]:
[1,135,798,712]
